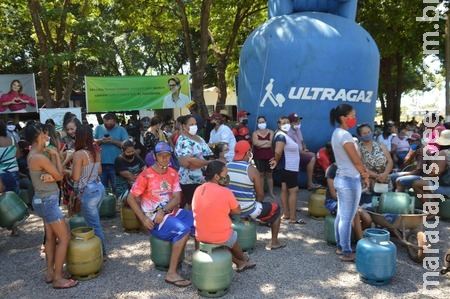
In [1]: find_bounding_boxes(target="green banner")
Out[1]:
[85,75,190,113]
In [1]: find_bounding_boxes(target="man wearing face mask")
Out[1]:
[227,141,285,250]
[287,113,320,191]
[6,120,20,142]
[94,113,129,193]
[208,113,236,162]
[389,133,425,192]
[232,110,251,143]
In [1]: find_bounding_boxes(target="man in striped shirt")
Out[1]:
[227,141,285,250]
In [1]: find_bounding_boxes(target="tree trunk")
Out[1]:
[446,9,450,121]
[215,54,227,113]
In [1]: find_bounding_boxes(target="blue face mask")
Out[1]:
[361,132,373,142]
[241,119,248,125]
[410,143,419,150]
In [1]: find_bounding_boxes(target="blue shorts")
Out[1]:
[32,192,64,224]
[151,209,195,244]
[325,198,337,213]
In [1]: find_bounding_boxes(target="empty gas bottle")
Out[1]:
[66,227,103,280]
[192,242,232,298]
[356,228,396,286]
[308,188,330,219]
[121,205,141,231]
[68,214,87,232]
[99,189,116,218]
[149,234,184,271]
[0,191,29,229]
[231,216,257,253]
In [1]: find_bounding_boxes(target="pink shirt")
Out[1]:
[130,167,181,213]
[0,91,36,112]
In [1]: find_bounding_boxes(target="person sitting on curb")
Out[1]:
[192,160,256,273]
[227,141,285,250]
[126,142,194,288]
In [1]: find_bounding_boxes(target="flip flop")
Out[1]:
[236,262,256,273]
[164,278,191,288]
[53,279,78,289]
[259,222,271,227]
[46,272,72,284]
[266,243,286,250]
[289,219,306,225]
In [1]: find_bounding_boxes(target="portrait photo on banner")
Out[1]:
[0,74,38,114]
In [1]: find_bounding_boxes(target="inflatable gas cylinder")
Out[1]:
[239,0,378,153]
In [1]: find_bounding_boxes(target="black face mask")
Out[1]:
[217,175,230,186]
[123,153,134,160]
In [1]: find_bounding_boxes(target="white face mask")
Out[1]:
[281,124,291,132]
[45,140,50,147]
[294,124,301,130]
[188,125,198,135]
[7,125,16,131]
[257,123,267,130]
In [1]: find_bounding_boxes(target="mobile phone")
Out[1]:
[104,134,110,138]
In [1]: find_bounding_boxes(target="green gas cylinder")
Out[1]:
[324,214,337,245]
[373,192,413,214]
[68,214,87,232]
[121,205,141,231]
[149,234,184,271]
[308,188,330,220]
[0,191,29,229]
[19,189,31,206]
[192,243,232,298]
[438,198,450,221]
[99,189,116,219]
[231,216,257,253]
[66,227,103,280]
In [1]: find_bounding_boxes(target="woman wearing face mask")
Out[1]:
[389,133,425,192]
[252,116,276,198]
[357,123,394,197]
[175,115,212,210]
[25,121,78,288]
[269,116,302,224]
[330,105,369,262]
[212,142,229,164]
[115,139,146,203]
[192,160,256,273]
[391,127,411,168]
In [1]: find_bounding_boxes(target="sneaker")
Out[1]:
[335,248,343,255]
[340,253,356,262]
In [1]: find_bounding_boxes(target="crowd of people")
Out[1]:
[2,101,448,288]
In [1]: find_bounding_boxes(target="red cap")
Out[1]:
[407,133,420,141]
[288,113,303,123]
[237,110,250,118]
[234,140,251,161]
[238,126,250,137]
[208,113,222,120]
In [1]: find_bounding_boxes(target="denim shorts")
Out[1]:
[32,192,64,224]
[217,230,238,248]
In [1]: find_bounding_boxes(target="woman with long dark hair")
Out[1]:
[329,104,369,262]
[72,124,107,258]
[0,79,36,112]
[25,121,78,288]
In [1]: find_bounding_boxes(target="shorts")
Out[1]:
[428,180,450,197]
[254,159,272,173]
[217,230,238,248]
[32,192,64,224]
[278,169,298,189]
[180,184,201,206]
[257,202,280,223]
[151,209,195,244]
[300,152,314,169]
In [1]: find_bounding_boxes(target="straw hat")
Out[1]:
[436,129,450,146]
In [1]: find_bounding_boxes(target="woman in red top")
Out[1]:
[0,80,36,112]
[252,116,276,198]
[192,161,256,272]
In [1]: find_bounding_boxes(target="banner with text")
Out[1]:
[0,74,38,114]
[85,75,190,113]
[39,108,82,131]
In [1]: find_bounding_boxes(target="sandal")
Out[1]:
[307,184,322,191]
[289,219,306,225]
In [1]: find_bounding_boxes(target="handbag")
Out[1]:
[68,155,96,216]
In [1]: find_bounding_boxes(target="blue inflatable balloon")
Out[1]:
[239,0,379,152]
